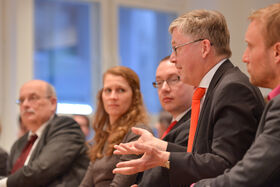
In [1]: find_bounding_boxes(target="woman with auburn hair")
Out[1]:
[80,66,151,187]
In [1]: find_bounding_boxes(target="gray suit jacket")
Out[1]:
[167,60,265,186]
[7,115,89,187]
[195,94,280,187]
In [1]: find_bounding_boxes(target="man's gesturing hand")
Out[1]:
[113,142,170,175]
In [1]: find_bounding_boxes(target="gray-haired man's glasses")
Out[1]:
[152,76,180,89]
[172,39,207,55]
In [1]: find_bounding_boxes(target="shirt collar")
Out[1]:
[199,58,227,89]
[268,84,280,100]
[173,108,191,122]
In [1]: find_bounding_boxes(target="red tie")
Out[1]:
[187,88,206,152]
[161,120,177,139]
[11,134,38,173]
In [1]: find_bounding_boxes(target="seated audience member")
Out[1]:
[73,114,91,140]
[194,3,280,187]
[79,66,152,187]
[0,124,8,177]
[1,80,89,187]
[135,56,193,186]
[155,110,172,138]
[113,9,265,186]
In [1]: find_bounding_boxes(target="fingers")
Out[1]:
[113,143,132,155]
[131,184,138,187]
[113,166,139,175]
[114,142,145,155]
[116,157,143,168]
[131,127,151,136]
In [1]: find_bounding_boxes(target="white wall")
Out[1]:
[0,0,34,152]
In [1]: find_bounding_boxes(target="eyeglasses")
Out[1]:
[16,95,51,105]
[172,39,204,55]
[152,76,180,89]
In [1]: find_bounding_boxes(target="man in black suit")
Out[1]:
[135,56,193,186]
[113,9,265,186]
[194,3,280,187]
[0,80,89,187]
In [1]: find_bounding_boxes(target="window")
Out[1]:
[34,0,179,115]
[34,0,101,114]
[119,6,177,114]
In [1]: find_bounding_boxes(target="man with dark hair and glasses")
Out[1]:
[0,80,89,187]
[134,56,193,186]
[113,9,265,186]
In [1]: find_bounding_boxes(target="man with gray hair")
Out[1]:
[195,3,280,186]
[113,9,265,186]
[0,80,89,187]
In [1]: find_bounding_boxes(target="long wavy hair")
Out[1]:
[89,66,149,162]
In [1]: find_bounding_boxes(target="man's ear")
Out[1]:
[201,39,212,58]
[274,42,280,64]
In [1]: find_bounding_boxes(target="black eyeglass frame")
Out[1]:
[152,76,180,88]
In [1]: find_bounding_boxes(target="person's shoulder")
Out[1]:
[53,115,75,122]
[50,115,76,126]
[216,63,262,95]
[47,115,79,132]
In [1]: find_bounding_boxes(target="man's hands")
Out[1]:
[113,141,170,175]
[114,127,168,155]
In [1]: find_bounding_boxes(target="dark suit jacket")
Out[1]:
[7,115,89,187]
[166,60,265,186]
[195,94,280,187]
[138,111,191,187]
[0,147,8,176]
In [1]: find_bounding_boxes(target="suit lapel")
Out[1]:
[13,134,29,165]
[29,115,57,162]
[193,60,234,149]
[172,109,191,130]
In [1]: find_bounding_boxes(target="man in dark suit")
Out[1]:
[194,3,280,187]
[113,9,265,186]
[0,80,89,187]
[135,56,193,186]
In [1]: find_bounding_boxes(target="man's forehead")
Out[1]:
[245,21,263,43]
[156,62,178,77]
[20,82,46,96]
[171,28,191,43]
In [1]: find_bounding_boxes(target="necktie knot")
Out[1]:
[192,88,206,100]
[29,134,38,144]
